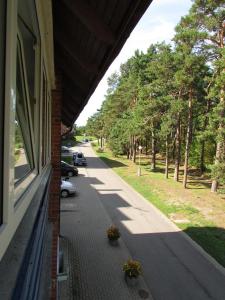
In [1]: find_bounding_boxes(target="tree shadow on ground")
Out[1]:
[99,156,128,168]
[139,161,216,191]
[183,226,225,267]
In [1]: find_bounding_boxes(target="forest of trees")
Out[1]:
[86,0,225,193]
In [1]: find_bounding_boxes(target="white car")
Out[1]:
[74,152,87,166]
[61,146,75,157]
[61,179,76,198]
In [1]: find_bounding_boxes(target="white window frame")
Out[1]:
[0,0,6,225]
[41,65,51,168]
[14,31,38,201]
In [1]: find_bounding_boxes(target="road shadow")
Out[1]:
[85,156,127,169]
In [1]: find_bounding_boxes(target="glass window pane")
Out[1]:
[15,42,34,184]
[14,113,32,183]
[17,16,36,129]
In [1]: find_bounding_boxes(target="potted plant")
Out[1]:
[107,225,120,245]
[123,259,142,286]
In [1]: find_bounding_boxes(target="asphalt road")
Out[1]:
[62,142,225,300]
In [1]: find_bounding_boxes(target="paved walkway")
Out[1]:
[60,143,225,300]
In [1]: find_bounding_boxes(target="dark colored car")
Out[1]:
[61,161,78,176]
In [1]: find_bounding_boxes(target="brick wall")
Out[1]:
[49,73,62,300]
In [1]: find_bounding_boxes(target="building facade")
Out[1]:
[0,1,55,298]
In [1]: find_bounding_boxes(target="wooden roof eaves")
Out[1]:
[62,0,115,45]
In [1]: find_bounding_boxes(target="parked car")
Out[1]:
[74,152,87,166]
[61,146,77,164]
[61,146,74,157]
[61,161,78,176]
[61,178,76,198]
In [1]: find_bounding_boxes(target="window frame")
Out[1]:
[41,66,51,168]
[14,31,38,201]
[41,68,47,167]
[0,0,6,224]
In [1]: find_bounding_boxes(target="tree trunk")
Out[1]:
[100,137,103,148]
[211,29,224,190]
[200,141,205,175]
[165,136,169,179]
[151,130,156,171]
[211,140,223,192]
[211,98,225,193]
[172,137,176,160]
[174,114,181,181]
[183,93,193,188]
[129,136,132,160]
[200,99,210,175]
[211,90,224,192]
[127,143,129,159]
[132,136,136,163]
[145,138,148,155]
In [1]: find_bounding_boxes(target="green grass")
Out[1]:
[76,135,95,142]
[62,135,95,147]
[61,138,77,147]
[92,144,225,267]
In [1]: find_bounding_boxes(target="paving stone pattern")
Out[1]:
[60,164,153,300]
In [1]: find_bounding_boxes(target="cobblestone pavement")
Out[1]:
[60,144,153,300]
[59,143,225,300]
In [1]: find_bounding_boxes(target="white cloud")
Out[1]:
[76,0,192,126]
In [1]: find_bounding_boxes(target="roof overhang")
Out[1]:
[52,0,153,127]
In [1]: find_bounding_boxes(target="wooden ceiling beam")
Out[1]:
[62,0,115,45]
[63,88,82,106]
[61,74,86,101]
[62,106,75,121]
[55,53,89,92]
[55,46,93,85]
[63,85,82,105]
[54,27,98,73]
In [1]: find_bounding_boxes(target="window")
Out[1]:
[17,17,36,123]
[41,74,51,168]
[41,71,47,167]
[14,43,34,184]
[0,0,6,224]
[14,0,40,199]
[18,0,39,130]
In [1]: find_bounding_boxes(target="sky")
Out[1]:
[76,0,193,126]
